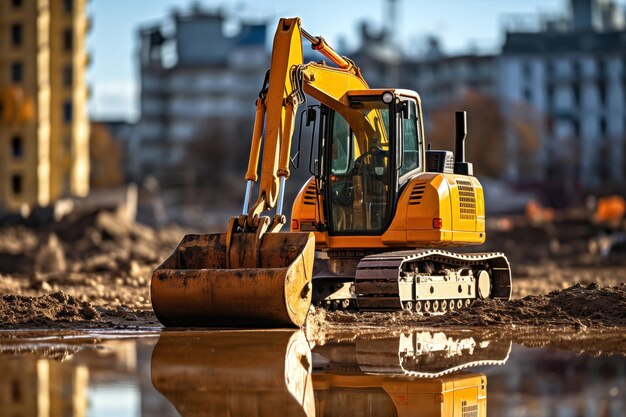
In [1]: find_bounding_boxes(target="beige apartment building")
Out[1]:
[0,0,89,211]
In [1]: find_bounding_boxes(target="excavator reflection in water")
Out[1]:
[150,330,511,417]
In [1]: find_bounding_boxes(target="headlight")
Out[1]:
[382,91,394,104]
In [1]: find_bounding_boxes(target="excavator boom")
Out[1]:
[151,18,368,327]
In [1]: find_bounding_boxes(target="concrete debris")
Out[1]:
[35,234,67,274]
[0,207,186,310]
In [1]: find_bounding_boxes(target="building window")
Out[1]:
[523,87,533,102]
[572,119,581,138]
[63,101,73,123]
[11,136,23,158]
[599,117,607,137]
[63,29,73,51]
[63,0,73,13]
[11,0,23,8]
[546,85,554,109]
[597,81,606,106]
[597,59,606,78]
[11,62,23,83]
[63,65,73,87]
[11,175,23,195]
[11,24,23,47]
[572,61,581,79]
[572,83,581,107]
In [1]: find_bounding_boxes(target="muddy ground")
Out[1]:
[311,283,626,329]
[0,282,623,330]
[0,208,625,331]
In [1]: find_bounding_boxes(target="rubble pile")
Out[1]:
[483,217,626,267]
[0,208,185,309]
[0,292,159,329]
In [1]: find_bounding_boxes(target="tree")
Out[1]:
[184,118,242,206]
[90,123,124,189]
[426,90,540,179]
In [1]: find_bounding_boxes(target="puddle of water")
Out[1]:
[0,328,624,417]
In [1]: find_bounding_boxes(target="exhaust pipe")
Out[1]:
[455,111,467,164]
[454,111,473,175]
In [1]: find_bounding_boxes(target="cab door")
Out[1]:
[324,96,394,235]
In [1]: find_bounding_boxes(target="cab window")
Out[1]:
[331,114,351,174]
[399,99,420,177]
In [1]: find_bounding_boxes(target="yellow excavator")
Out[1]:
[151,17,512,327]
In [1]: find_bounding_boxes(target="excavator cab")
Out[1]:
[320,91,422,235]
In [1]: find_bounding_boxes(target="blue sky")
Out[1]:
[87,0,614,121]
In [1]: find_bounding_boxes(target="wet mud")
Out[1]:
[0,292,160,330]
[1,283,624,332]
[315,283,626,329]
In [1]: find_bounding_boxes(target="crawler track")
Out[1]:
[355,249,511,312]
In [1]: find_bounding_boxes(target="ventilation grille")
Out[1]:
[462,401,479,417]
[303,182,317,206]
[456,178,476,220]
[445,157,455,173]
[431,153,441,168]
[408,181,428,205]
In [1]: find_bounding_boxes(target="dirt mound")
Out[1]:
[320,283,626,328]
[0,292,159,329]
[0,292,99,326]
[433,282,626,327]
[0,208,186,309]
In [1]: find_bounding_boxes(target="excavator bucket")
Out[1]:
[151,231,315,327]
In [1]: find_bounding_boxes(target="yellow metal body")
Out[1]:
[244,18,368,219]
[314,372,486,417]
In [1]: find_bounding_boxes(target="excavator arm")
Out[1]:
[151,17,370,328]
[241,17,370,232]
